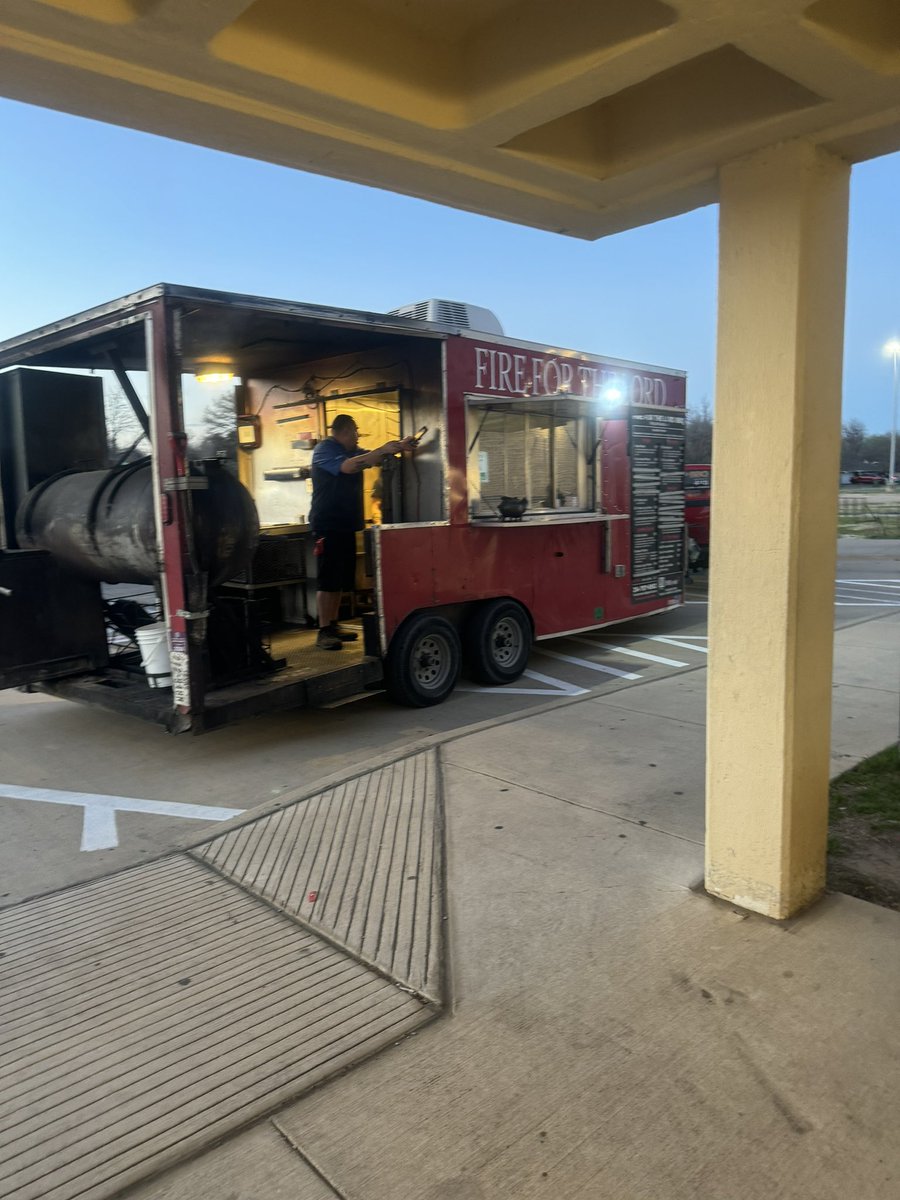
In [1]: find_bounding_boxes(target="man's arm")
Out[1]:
[339,437,416,474]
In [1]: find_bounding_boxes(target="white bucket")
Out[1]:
[135,622,172,689]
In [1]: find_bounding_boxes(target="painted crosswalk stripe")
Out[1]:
[535,648,641,679]
[566,637,689,667]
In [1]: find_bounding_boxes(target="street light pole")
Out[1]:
[891,347,898,488]
[883,339,900,488]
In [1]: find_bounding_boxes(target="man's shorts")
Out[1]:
[314,530,357,591]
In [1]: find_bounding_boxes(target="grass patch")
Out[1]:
[837,518,900,538]
[828,746,900,909]
[837,500,900,538]
[830,746,900,833]
[826,833,846,857]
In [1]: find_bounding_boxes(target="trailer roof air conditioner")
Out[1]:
[389,299,503,336]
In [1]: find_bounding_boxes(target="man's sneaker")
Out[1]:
[333,625,359,642]
[316,627,343,651]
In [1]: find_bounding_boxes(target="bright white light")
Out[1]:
[601,386,623,403]
[883,339,900,358]
[196,371,234,385]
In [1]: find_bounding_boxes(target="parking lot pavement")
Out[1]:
[0,542,896,1200]
[0,611,711,905]
[833,538,900,626]
[0,540,897,904]
[10,643,898,1200]
[834,577,900,606]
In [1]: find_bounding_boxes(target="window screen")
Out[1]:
[467,399,591,517]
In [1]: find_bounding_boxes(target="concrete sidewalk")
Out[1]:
[4,611,899,1200]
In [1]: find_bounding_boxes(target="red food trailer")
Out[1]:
[0,285,687,732]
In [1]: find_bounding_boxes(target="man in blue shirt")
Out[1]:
[310,414,415,650]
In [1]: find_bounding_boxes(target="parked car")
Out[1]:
[849,471,886,485]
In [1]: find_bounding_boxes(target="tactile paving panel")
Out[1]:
[194,749,445,1002]
[0,855,431,1200]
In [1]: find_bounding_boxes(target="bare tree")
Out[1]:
[860,431,890,471]
[105,385,143,462]
[840,419,867,469]
[685,399,713,464]
[194,390,238,460]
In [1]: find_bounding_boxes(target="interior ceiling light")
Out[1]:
[195,361,235,384]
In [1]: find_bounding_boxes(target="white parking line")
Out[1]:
[645,636,709,654]
[836,594,900,604]
[567,637,689,667]
[835,581,900,602]
[0,783,244,852]
[835,589,895,601]
[837,579,900,588]
[535,648,641,680]
[836,579,900,587]
[457,668,590,697]
[834,584,900,605]
[840,587,900,593]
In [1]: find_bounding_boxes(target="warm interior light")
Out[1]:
[195,370,235,384]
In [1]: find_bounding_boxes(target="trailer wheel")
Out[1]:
[385,613,461,707]
[465,599,532,685]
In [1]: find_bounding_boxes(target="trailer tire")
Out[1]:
[385,613,461,707]
[465,599,532,685]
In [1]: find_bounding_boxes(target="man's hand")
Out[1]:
[382,436,417,454]
[340,436,418,473]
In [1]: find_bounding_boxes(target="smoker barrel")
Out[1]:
[16,460,259,585]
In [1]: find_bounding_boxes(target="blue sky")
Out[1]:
[0,97,897,432]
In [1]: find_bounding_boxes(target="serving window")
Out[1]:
[466,395,595,518]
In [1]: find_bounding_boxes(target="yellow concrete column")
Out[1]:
[706,140,850,919]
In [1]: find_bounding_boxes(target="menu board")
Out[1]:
[629,405,686,602]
